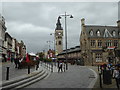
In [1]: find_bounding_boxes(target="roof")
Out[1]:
[84,25,120,38]
[58,46,81,55]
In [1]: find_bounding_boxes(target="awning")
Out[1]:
[107,46,116,49]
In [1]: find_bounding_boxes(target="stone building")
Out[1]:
[80,18,120,65]
[55,17,63,54]
[19,40,26,58]
[5,32,13,61]
[0,15,7,62]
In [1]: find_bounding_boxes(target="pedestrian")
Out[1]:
[14,58,18,68]
[58,61,63,73]
[17,57,21,69]
[113,65,120,89]
[107,63,112,70]
[36,58,40,70]
[63,61,66,72]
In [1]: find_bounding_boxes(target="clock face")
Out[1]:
[58,32,61,35]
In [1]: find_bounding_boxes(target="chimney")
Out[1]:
[117,20,120,28]
[81,18,85,26]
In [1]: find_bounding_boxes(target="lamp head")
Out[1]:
[70,15,73,18]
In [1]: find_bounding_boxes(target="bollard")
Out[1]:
[28,65,30,74]
[51,63,53,73]
[99,72,102,88]
[98,65,99,71]
[6,67,10,80]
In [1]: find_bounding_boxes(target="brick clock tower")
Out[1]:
[55,17,63,54]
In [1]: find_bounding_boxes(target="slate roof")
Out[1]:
[58,46,81,55]
[84,25,120,38]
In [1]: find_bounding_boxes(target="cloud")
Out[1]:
[2,2,118,53]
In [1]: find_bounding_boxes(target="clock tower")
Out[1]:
[55,17,63,54]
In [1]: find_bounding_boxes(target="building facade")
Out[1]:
[0,15,7,62]
[55,17,63,54]
[5,32,13,61]
[57,46,82,64]
[80,18,120,65]
[19,40,26,58]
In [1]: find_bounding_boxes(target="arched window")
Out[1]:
[97,30,100,36]
[89,30,93,36]
[59,41,61,45]
[112,30,116,37]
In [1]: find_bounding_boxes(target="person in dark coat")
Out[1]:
[14,57,20,69]
[58,61,63,73]
[113,65,120,89]
[14,58,18,68]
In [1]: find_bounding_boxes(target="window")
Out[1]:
[105,40,112,47]
[96,53,102,62]
[97,30,100,36]
[112,31,116,37]
[59,41,61,45]
[90,40,95,47]
[114,40,118,47]
[98,40,102,47]
[89,30,93,36]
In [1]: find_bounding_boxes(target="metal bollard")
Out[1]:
[6,67,10,80]
[28,65,30,74]
[51,63,53,73]
[99,72,102,88]
[98,65,99,71]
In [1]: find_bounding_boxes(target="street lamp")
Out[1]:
[59,12,73,70]
[50,33,55,52]
[46,40,53,50]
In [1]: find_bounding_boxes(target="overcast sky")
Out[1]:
[1,2,119,53]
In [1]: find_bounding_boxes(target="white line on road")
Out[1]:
[88,68,98,88]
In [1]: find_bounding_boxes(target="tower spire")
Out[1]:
[55,17,63,30]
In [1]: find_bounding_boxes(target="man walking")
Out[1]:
[58,61,63,73]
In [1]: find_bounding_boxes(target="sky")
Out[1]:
[1,1,119,53]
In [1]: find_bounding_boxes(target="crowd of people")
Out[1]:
[100,63,120,89]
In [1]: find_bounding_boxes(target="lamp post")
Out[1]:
[50,33,55,52]
[59,12,73,70]
[46,40,53,50]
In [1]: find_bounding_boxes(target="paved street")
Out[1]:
[2,61,36,81]
[25,64,97,88]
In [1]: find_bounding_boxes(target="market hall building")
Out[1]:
[80,18,120,66]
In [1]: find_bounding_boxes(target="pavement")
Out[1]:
[87,66,117,89]
[1,61,51,89]
[1,61,118,89]
[2,61,36,81]
[25,64,97,88]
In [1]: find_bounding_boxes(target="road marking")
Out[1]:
[88,68,98,88]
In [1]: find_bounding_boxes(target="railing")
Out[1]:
[40,61,55,73]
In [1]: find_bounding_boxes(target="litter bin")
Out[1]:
[103,70,112,85]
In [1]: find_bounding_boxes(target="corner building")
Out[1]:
[80,18,120,65]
